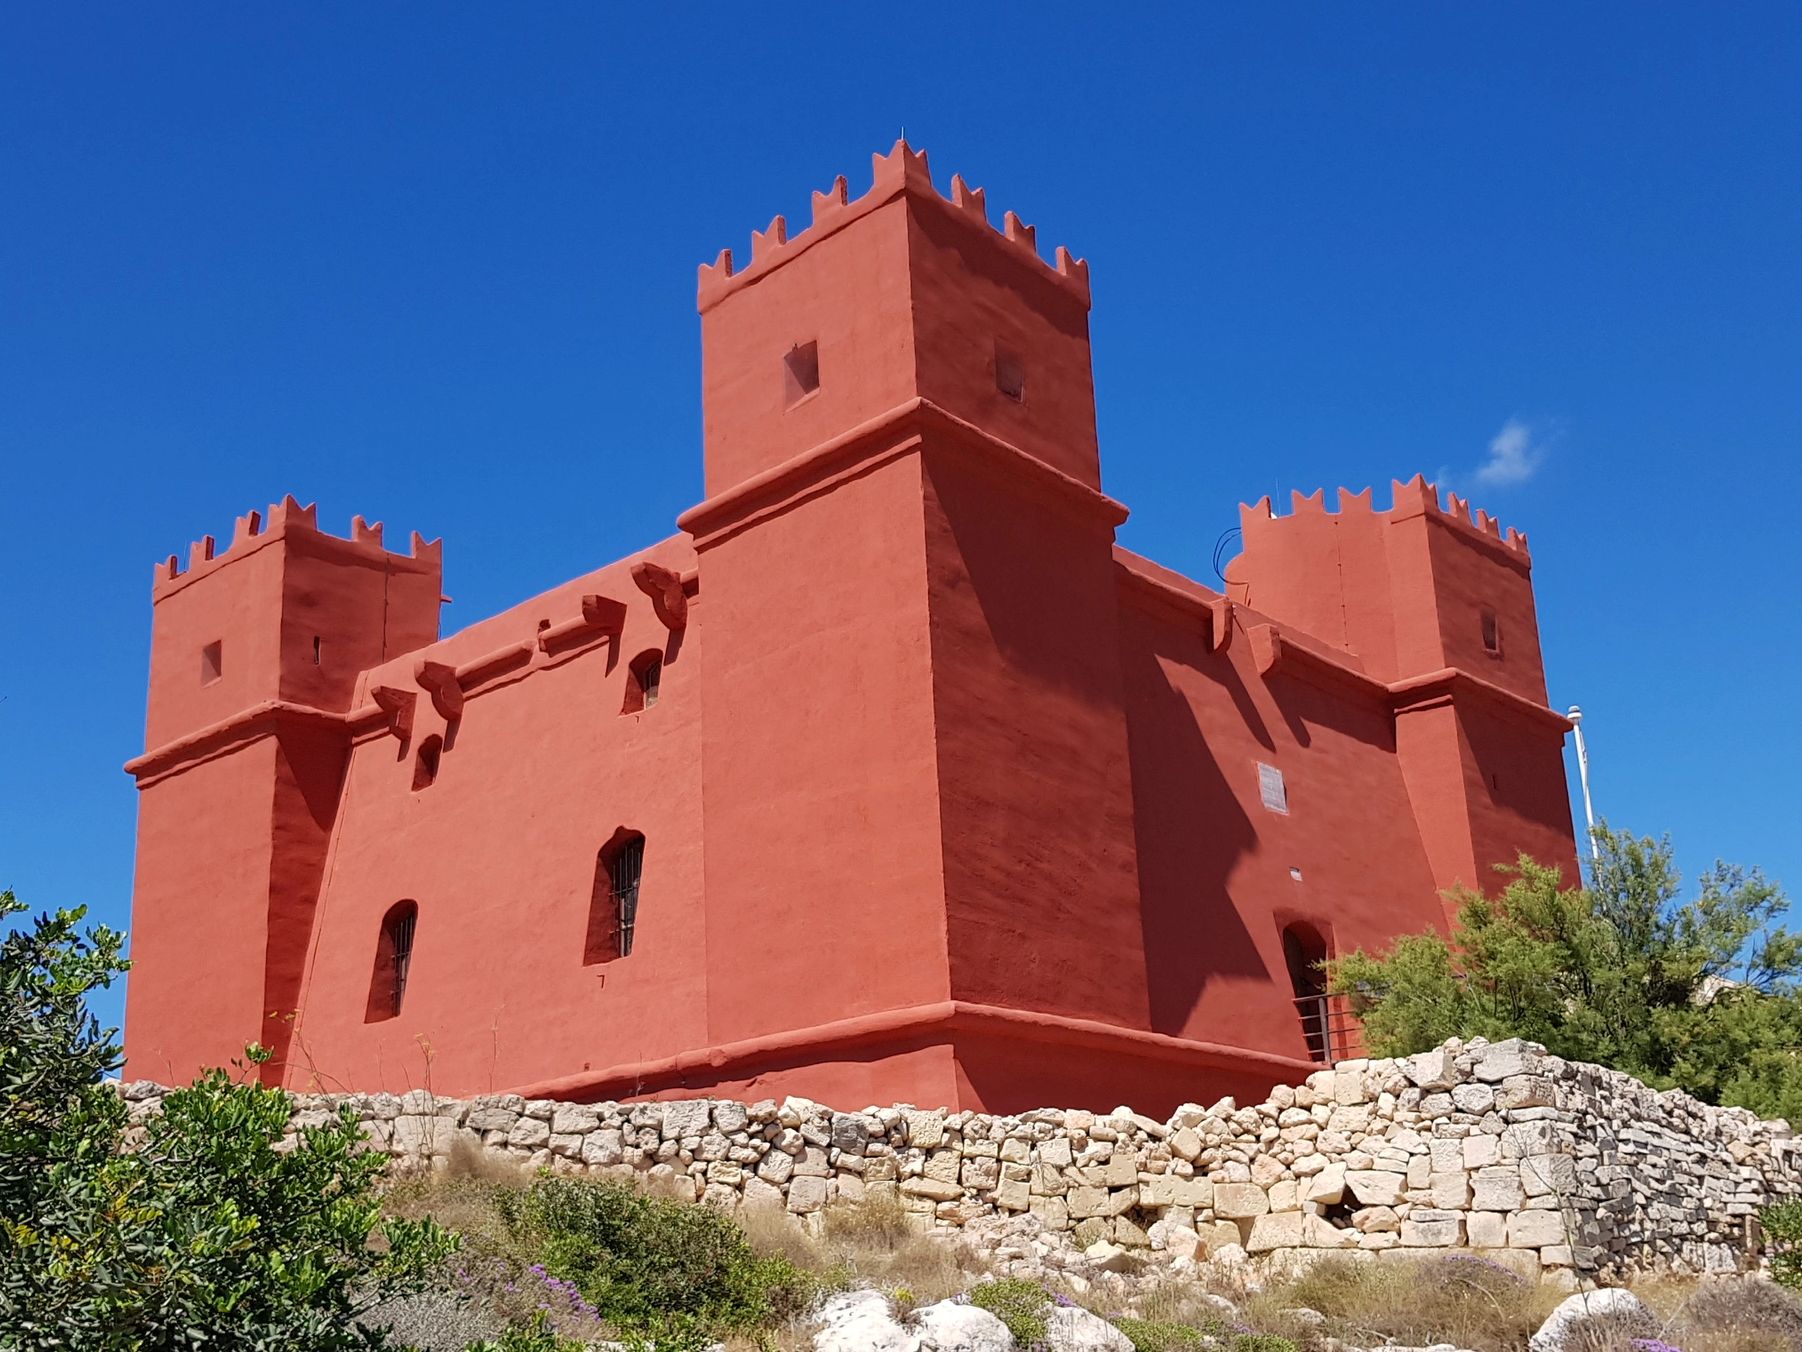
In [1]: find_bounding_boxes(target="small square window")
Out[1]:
[1481,608,1503,657]
[1258,762,1289,815]
[200,641,223,685]
[783,341,820,406]
[995,344,1025,403]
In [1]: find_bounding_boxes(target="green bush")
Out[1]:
[0,890,455,1349]
[487,1173,816,1340]
[1230,1337,1299,1352]
[1115,1315,1211,1349]
[462,1312,588,1351]
[1766,1200,1802,1290]
[965,1278,1049,1346]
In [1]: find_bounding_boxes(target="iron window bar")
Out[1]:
[611,837,643,957]
[390,908,416,1016]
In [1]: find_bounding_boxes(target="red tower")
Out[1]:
[124,502,441,1083]
[124,145,1576,1113]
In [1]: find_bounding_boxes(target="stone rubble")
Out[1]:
[116,1035,1800,1283]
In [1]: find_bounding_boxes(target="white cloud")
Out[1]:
[1473,417,1547,488]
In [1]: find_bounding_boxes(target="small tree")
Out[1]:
[1327,827,1802,1122]
[0,890,455,1349]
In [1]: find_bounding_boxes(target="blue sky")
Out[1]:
[3,5,1799,1039]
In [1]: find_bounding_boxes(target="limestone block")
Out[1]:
[1068,1185,1110,1219]
[923,1149,961,1184]
[830,1113,869,1154]
[506,1117,550,1149]
[1042,1303,1134,1351]
[1508,1208,1569,1248]
[1304,1162,1346,1205]
[550,1104,600,1135]
[712,1101,749,1134]
[756,1150,795,1185]
[1466,1211,1507,1247]
[547,1132,584,1159]
[1521,1153,1576,1197]
[1462,1134,1500,1169]
[1499,1075,1557,1110]
[1031,1161,1069,1196]
[580,1130,623,1167]
[1247,1211,1307,1252]
[903,1109,946,1150]
[1451,1083,1496,1114]
[1169,1127,1203,1161]
[1030,1195,1071,1230]
[1100,1152,1138,1188]
[899,1177,963,1203]
[1213,1182,1270,1219]
[1472,1164,1525,1211]
[783,1174,829,1214]
[1352,1205,1400,1233]
[1528,1289,1657,1352]
[1406,1155,1432,1188]
[1345,1170,1406,1206]
[1039,1137,1073,1168]
[662,1101,711,1139]
[1475,1039,1537,1083]
[1304,1215,1359,1249]
[812,1289,918,1352]
[914,1299,1012,1352]
[1268,1179,1300,1213]
[794,1146,831,1178]
[1250,1154,1286,1187]
[1406,1048,1456,1091]
[960,1156,1000,1191]
[1400,1208,1463,1247]
[1428,1171,1472,1209]
[995,1178,1029,1211]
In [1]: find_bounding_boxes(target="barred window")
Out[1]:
[367,900,418,1022]
[585,831,645,963]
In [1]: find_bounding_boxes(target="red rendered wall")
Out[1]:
[126,145,1579,1115]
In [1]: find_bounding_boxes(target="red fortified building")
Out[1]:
[124,145,1577,1115]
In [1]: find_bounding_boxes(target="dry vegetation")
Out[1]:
[377,1153,1802,1352]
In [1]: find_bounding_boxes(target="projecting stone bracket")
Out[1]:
[538,593,628,653]
[415,660,464,722]
[631,561,689,631]
[369,685,417,741]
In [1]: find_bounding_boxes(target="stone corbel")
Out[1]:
[631,561,689,631]
[369,685,417,741]
[415,660,464,721]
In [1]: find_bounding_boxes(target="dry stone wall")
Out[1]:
[117,1037,1798,1282]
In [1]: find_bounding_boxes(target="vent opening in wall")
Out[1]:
[1282,922,1333,1063]
[622,651,662,714]
[586,831,645,963]
[366,900,418,1022]
[200,641,223,685]
[413,735,443,791]
[1257,762,1288,815]
[783,340,820,405]
[1481,608,1503,657]
[994,344,1025,402]
[312,635,323,666]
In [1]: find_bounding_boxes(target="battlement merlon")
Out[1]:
[1238,475,1531,567]
[152,495,444,602]
[697,140,1091,313]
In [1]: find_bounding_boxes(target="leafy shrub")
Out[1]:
[966,1278,1049,1346]
[461,1311,588,1351]
[487,1173,817,1340]
[1115,1315,1211,1349]
[0,891,455,1349]
[1229,1338,1298,1352]
[1764,1201,1802,1290]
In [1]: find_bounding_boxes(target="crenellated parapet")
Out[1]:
[152,495,442,601]
[697,140,1090,312]
[1239,474,1530,563]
